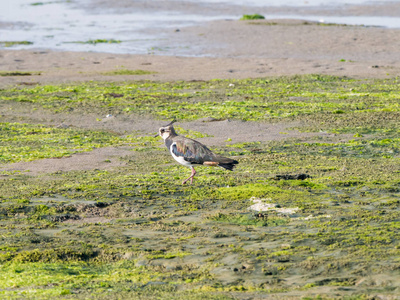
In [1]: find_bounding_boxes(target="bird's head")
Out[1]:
[158,121,177,140]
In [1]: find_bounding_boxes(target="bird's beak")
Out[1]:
[154,133,159,138]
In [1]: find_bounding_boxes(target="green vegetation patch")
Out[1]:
[0,41,33,47]
[102,69,157,76]
[0,122,165,164]
[291,138,400,159]
[1,75,400,132]
[30,1,65,5]
[240,14,265,20]
[0,71,41,77]
[215,183,306,201]
[67,39,121,45]
[0,122,120,163]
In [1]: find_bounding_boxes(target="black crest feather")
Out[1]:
[163,120,176,127]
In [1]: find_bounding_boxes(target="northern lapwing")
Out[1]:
[157,121,239,184]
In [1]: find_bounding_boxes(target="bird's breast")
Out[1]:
[170,143,193,167]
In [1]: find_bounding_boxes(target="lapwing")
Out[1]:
[157,121,239,184]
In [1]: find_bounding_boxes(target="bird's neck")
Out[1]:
[167,127,178,139]
[165,133,177,143]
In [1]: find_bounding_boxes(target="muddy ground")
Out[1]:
[2,18,400,88]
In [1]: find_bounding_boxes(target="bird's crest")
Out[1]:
[163,120,176,127]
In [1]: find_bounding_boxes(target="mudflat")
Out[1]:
[1,19,400,88]
[1,15,400,300]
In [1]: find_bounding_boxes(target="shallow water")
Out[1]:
[1,0,399,55]
[181,0,395,6]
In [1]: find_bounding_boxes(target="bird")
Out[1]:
[157,121,239,184]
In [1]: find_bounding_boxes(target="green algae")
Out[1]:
[0,122,142,164]
[1,75,400,131]
[1,75,400,298]
[0,122,123,163]
[240,14,265,20]
[0,71,40,76]
[214,183,307,201]
[67,39,121,45]
[102,69,157,76]
[0,41,33,47]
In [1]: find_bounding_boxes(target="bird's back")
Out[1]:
[167,135,237,167]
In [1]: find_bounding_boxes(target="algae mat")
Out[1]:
[0,75,400,299]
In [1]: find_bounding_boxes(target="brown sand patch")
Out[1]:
[1,20,400,88]
[83,0,400,18]
[0,147,133,176]
[183,119,329,146]
[63,217,113,225]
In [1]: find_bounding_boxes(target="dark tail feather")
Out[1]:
[219,160,239,171]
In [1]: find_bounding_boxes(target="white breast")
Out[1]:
[170,142,193,168]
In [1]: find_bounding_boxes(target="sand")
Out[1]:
[1,19,400,89]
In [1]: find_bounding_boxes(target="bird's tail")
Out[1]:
[218,160,239,171]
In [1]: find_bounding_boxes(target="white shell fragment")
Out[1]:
[248,197,299,215]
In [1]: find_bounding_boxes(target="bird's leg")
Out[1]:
[182,167,196,185]
[190,167,196,184]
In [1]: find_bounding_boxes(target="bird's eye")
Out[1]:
[160,129,165,133]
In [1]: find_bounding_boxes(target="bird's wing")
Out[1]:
[172,137,215,164]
